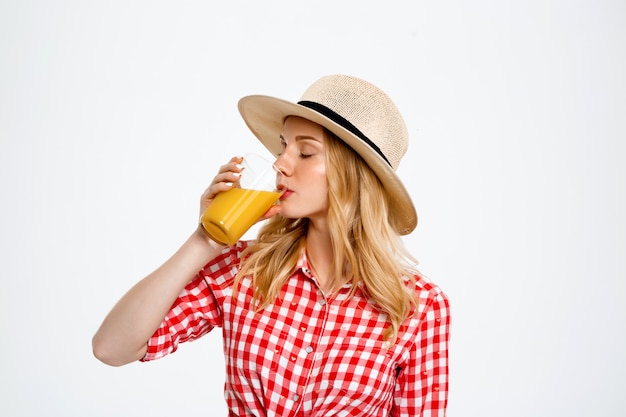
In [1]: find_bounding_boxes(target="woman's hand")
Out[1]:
[260,201,282,220]
[199,156,244,218]
[198,155,282,224]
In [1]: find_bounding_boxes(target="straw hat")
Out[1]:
[238,74,417,235]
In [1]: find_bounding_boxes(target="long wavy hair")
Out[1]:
[235,127,419,343]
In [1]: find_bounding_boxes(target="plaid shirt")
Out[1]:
[143,241,450,416]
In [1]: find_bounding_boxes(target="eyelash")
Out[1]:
[278,142,313,159]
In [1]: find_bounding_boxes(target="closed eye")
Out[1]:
[277,138,287,156]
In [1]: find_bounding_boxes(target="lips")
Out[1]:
[279,189,294,200]
[277,184,293,200]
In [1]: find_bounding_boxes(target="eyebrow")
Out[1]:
[279,134,322,143]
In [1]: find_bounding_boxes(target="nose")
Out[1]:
[272,155,292,176]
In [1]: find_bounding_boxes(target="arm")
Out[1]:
[392,290,451,416]
[92,157,245,366]
[92,228,225,366]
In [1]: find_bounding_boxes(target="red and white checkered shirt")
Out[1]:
[143,241,450,416]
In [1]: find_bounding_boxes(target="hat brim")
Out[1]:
[238,95,417,235]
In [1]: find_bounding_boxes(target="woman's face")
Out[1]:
[274,116,329,223]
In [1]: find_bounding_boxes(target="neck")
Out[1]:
[306,220,339,293]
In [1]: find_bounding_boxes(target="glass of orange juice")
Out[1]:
[200,153,281,245]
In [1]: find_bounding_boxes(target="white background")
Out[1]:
[1,1,625,416]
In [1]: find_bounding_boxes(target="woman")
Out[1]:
[93,74,450,416]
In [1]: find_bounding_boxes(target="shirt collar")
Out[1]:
[295,249,314,279]
[295,249,356,293]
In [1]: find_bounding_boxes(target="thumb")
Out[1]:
[259,204,282,221]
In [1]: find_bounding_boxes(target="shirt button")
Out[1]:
[318,299,326,306]
[293,394,300,401]
[305,346,313,354]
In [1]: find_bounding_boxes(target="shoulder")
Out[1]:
[195,240,254,290]
[199,240,250,275]
[404,271,450,319]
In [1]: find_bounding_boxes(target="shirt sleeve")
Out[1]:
[391,289,451,416]
[141,242,247,362]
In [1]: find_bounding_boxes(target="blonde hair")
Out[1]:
[236,129,419,343]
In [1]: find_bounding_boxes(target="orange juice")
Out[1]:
[201,187,282,245]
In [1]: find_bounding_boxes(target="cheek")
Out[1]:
[312,166,328,195]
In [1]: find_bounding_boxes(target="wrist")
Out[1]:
[194,223,227,249]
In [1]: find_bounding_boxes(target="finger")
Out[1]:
[209,157,244,187]
[213,158,244,184]
[259,204,282,221]
[200,157,244,208]
[211,170,242,187]
[218,157,244,175]
[201,181,232,199]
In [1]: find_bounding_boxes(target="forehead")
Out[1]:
[281,116,326,141]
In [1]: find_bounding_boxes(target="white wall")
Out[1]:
[1,1,624,416]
